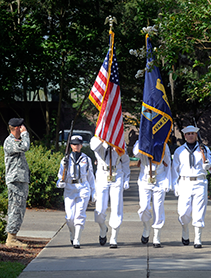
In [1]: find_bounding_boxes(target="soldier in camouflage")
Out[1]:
[3,118,30,248]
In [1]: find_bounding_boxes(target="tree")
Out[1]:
[1,0,211,146]
[153,0,211,130]
[128,0,211,139]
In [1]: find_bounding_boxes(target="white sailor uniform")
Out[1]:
[90,136,130,247]
[57,152,95,246]
[172,142,211,245]
[133,140,171,246]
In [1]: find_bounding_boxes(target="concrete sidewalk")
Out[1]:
[18,167,211,278]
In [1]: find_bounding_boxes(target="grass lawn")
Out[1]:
[0,261,25,278]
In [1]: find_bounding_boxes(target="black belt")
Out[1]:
[102,166,116,171]
[180,176,205,181]
[71,178,83,184]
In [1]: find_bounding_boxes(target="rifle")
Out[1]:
[61,120,74,182]
[193,117,207,163]
[61,89,90,182]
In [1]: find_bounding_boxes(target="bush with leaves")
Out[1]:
[0,146,7,242]
[25,144,64,208]
[0,195,7,242]
[0,146,6,194]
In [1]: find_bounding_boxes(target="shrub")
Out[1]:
[25,144,64,208]
[0,146,7,242]
[0,146,6,194]
[0,194,7,242]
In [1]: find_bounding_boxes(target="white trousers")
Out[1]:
[95,180,124,229]
[138,186,166,229]
[178,179,208,227]
[64,189,90,230]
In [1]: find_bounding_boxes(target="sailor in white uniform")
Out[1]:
[90,136,130,248]
[172,125,211,248]
[57,135,95,248]
[133,141,171,247]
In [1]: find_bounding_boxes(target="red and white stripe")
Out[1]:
[89,65,107,111]
[95,82,125,155]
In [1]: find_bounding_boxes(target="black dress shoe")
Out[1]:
[110,244,117,249]
[99,235,107,246]
[99,227,108,246]
[153,243,161,248]
[194,244,202,249]
[141,235,149,244]
[73,244,80,249]
[182,237,190,246]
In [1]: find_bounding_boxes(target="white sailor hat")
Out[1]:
[70,135,83,145]
[181,125,199,134]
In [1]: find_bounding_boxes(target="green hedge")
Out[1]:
[25,144,64,208]
[0,147,7,242]
[0,146,6,195]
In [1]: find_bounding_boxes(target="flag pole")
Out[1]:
[104,15,117,181]
[149,158,152,181]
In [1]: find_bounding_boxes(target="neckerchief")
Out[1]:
[71,152,82,179]
[185,143,198,168]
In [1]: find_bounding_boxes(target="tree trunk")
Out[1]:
[44,84,50,148]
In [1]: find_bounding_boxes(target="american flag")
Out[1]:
[89,31,125,155]
[89,57,107,111]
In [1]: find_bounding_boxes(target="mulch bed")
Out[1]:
[0,237,49,266]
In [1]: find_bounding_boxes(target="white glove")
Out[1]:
[203,161,211,171]
[173,184,179,196]
[174,190,179,197]
[91,191,97,202]
[56,181,66,188]
[123,181,130,190]
[165,187,169,193]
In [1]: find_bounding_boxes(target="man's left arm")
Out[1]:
[86,156,96,202]
[163,144,172,192]
[203,146,211,172]
[121,151,130,190]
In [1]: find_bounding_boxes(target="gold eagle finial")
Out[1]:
[104,15,117,31]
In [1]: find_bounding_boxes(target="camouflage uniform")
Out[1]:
[3,131,30,234]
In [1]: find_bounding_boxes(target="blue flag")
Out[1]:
[138,34,173,164]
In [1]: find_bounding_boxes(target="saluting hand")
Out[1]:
[20,125,27,133]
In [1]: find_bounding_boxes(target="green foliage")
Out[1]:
[0,146,7,242]
[0,0,210,145]
[25,144,64,208]
[152,0,211,118]
[0,195,7,243]
[0,146,6,194]
[0,261,25,278]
